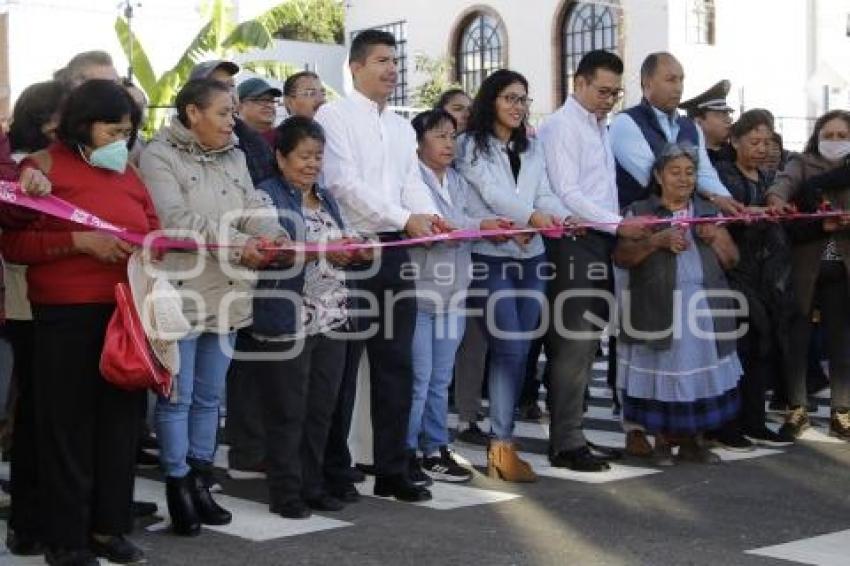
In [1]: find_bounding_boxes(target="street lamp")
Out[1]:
[119,0,142,81]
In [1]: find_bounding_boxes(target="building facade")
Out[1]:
[346,0,850,148]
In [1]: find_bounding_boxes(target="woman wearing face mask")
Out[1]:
[765,109,850,442]
[0,79,155,565]
[140,78,287,538]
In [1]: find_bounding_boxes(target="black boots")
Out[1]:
[165,475,201,537]
[188,468,232,526]
[166,462,232,536]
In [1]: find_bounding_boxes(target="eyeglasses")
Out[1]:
[499,94,533,107]
[593,86,624,101]
[245,97,278,106]
[293,88,327,99]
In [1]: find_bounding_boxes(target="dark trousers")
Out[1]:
[32,304,144,548]
[519,336,547,408]
[225,330,266,469]
[788,261,850,409]
[544,233,614,453]
[7,320,39,537]
[323,336,364,488]
[342,248,417,476]
[453,313,488,423]
[248,333,346,503]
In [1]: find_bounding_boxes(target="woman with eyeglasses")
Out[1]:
[456,69,567,482]
[283,71,327,120]
[614,142,742,466]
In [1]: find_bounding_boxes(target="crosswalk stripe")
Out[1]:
[450,444,661,484]
[134,478,352,541]
[745,528,850,565]
[359,476,521,510]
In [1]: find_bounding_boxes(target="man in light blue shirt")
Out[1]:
[610,52,744,216]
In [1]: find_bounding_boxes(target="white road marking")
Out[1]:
[451,445,660,484]
[134,478,352,541]
[359,476,520,510]
[746,529,850,565]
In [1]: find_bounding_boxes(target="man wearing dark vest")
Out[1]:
[610,52,743,215]
[680,79,736,167]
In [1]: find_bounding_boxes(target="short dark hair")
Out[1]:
[730,109,774,140]
[9,80,67,153]
[771,131,784,150]
[804,109,850,157]
[54,50,114,86]
[575,50,624,82]
[434,88,469,111]
[411,109,457,143]
[283,71,320,96]
[350,29,396,64]
[274,116,326,157]
[467,69,531,158]
[640,51,674,88]
[174,79,231,127]
[57,79,140,151]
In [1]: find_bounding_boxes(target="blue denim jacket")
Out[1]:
[251,175,347,337]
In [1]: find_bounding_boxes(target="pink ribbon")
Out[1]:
[2,180,848,254]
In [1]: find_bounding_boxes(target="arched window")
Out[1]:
[687,0,715,45]
[455,12,505,94]
[560,2,621,103]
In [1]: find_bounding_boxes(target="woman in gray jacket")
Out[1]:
[456,70,568,482]
[140,78,287,537]
[405,109,508,485]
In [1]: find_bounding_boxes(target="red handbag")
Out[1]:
[100,282,173,397]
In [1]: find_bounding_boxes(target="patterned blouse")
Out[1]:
[298,203,348,337]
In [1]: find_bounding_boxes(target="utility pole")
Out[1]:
[121,1,142,81]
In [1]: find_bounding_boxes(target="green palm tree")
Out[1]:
[116,0,322,134]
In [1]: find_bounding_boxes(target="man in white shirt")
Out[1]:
[315,29,447,503]
[539,50,649,471]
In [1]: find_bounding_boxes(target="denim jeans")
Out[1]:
[156,332,236,478]
[407,310,466,455]
[471,254,546,440]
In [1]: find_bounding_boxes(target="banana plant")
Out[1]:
[115,0,311,136]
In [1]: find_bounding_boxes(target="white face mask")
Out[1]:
[818,139,850,162]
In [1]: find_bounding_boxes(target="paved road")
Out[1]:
[2,356,849,566]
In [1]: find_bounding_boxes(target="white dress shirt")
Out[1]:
[538,96,621,235]
[315,89,438,233]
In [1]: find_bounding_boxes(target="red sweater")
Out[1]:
[0,143,161,305]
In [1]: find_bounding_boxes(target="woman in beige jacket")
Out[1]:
[140,78,286,537]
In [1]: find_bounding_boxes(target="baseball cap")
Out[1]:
[189,60,240,81]
[237,77,283,101]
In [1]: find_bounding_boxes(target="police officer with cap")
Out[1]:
[680,79,735,166]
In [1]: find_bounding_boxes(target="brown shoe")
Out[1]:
[487,440,537,482]
[625,430,653,458]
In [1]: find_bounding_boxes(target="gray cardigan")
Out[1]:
[456,133,567,258]
[407,163,481,313]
